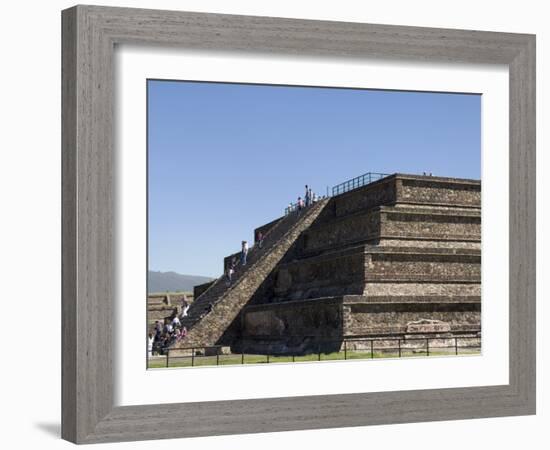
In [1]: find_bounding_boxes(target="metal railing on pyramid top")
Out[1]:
[331,172,390,196]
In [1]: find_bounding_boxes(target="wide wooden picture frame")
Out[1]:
[61,5,536,444]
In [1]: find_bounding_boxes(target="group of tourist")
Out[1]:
[288,184,321,214]
[147,299,190,356]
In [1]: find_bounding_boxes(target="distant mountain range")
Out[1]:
[148,271,215,294]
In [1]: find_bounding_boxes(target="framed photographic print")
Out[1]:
[61,5,536,444]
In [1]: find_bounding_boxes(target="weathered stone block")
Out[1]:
[406,318,452,333]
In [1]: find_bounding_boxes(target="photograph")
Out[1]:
[146,80,482,368]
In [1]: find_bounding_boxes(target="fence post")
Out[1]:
[426,339,430,356]
[166,350,170,368]
[241,350,244,365]
[266,354,270,364]
[398,339,401,358]
[371,340,374,359]
[455,337,459,355]
[344,340,347,360]
[216,348,220,366]
[191,348,195,367]
[292,355,295,363]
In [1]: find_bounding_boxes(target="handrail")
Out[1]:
[332,172,390,196]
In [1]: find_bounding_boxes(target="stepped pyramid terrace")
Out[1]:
[167,173,481,358]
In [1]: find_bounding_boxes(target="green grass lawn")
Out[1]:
[147,347,480,369]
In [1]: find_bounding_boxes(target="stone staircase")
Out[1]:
[174,198,330,347]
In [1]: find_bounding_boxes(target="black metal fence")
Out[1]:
[149,335,481,369]
[331,172,390,196]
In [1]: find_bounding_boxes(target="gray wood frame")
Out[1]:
[62,5,536,444]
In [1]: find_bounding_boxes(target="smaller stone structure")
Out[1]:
[147,292,193,333]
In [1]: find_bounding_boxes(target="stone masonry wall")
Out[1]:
[268,246,480,302]
[398,177,480,207]
[362,282,481,297]
[300,210,381,253]
[242,298,343,338]
[332,178,396,218]
[234,295,480,355]
[344,301,481,336]
[365,251,481,282]
[300,205,480,255]
[380,207,480,241]
[273,246,366,301]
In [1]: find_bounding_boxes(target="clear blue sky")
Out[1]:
[148,80,480,277]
